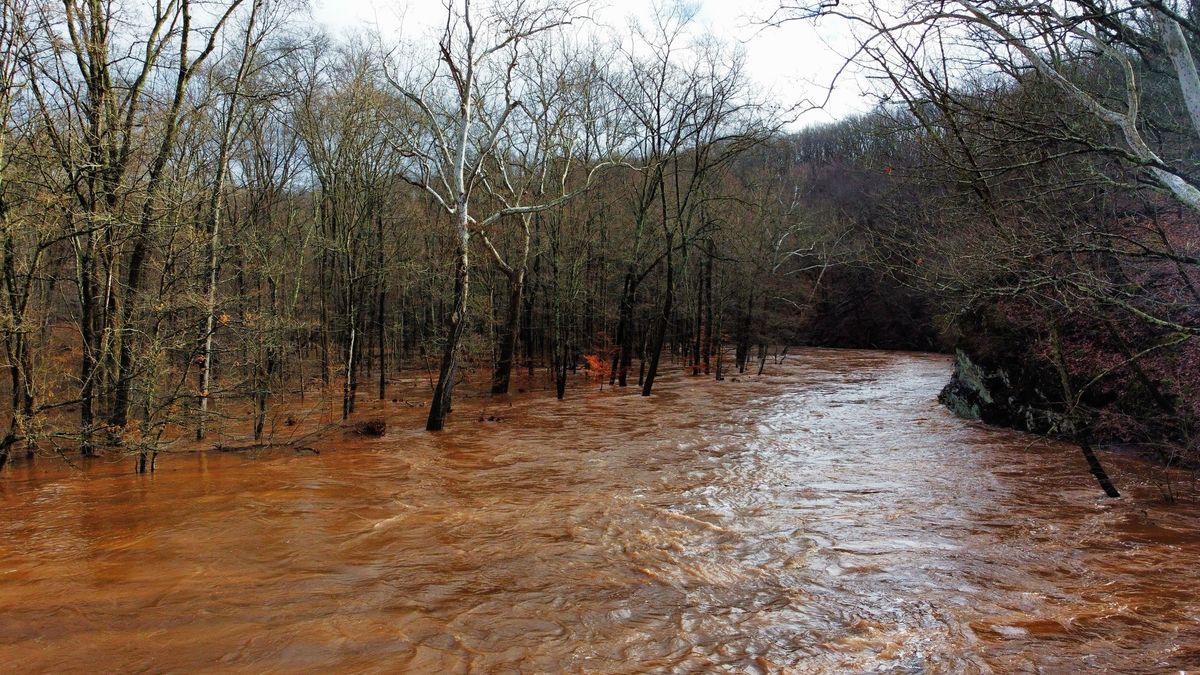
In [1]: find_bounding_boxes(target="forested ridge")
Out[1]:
[0,0,1197,493]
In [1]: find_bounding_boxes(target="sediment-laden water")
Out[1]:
[2,349,1197,672]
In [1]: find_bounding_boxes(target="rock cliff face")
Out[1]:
[937,350,992,421]
[938,350,1068,435]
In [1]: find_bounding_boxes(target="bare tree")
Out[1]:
[384,0,608,431]
[0,0,41,466]
[23,0,247,454]
[474,33,620,394]
[606,6,775,396]
[196,0,281,441]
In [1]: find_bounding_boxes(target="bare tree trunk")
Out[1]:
[196,216,220,439]
[318,227,331,388]
[551,283,568,400]
[342,317,357,420]
[1,227,35,464]
[1048,322,1120,498]
[253,308,276,443]
[554,343,568,399]
[253,348,276,441]
[77,239,99,456]
[427,223,469,431]
[1154,10,1200,138]
[642,232,673,396]
[487,222,531,395]
[637,331,647,387]
[735,289,754,373]
[492,267,525,394]
[610,271,633,386]
[714,315,725,382]
[702,239,713,375]
[690,270,702,376]
[619,268,644,389]
[376,214,387,400]
[0,318,31,465]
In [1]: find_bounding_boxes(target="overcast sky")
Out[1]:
[309,0,874,127]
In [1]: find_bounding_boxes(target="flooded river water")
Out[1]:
[2,349,1198,673]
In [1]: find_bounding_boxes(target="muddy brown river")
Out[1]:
[2,349,1198,673]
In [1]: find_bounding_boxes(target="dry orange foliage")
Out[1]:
[582,354,611,381]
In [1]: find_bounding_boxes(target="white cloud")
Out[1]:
[310,0,875,127]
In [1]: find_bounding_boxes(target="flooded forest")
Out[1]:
[2,0,1199,671]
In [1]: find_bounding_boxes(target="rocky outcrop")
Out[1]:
[938,349,1068,435]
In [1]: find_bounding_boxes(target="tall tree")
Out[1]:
[385,0,599,431]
